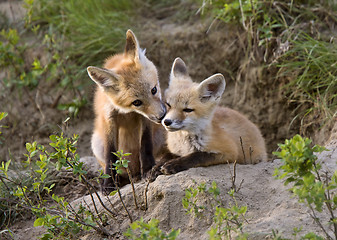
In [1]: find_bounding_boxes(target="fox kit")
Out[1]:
[151,58,267,177]
[87,30,166,192]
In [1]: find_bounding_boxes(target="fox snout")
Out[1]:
[163,119,172,126]
[150,102,166,124]
[162,116,183,131]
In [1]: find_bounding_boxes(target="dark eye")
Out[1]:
[183,108,194,113]
[166,102,171,108]
[151,86,157,95]
[132,100,143,107]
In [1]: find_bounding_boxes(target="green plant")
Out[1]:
[124,218,180,240]
[0,133,113,238]
[29,0,134,68]
[182,181,248,239]
[113,150,139,210]
[0,28,38,89]
[276,34,337,127]
[0,27,87,116]
[198,0,337,137]
[0,112,8,145]
[274,134,336,240]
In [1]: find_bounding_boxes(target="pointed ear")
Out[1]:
[171,57,188,78]
[198,74,226,102]
[87,66,120,93]
[124,29,139,60]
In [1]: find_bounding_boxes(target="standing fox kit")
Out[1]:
[154,58,267,176]
[87,30,166,191]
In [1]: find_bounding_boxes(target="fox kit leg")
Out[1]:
[160,152,222,175]
[102,137,118,193]
[148,152,179,182]
[139,125,155,177]
[91,129,121,194]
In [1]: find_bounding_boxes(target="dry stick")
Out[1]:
[228,137,247,192]
[104,194,119,218]
[313,163,337,238]
[64,159,116,218]
[249,146,253,164]
[143,179,151,211]
[111,173,133,223]
[239,137,246,164]
[83,180,104,225]
[308,204,333,240]
[67,200,110,236]
[323,171,337,239]
[35,89,45,122]
[231,159,237,192]
[126,168,138,209]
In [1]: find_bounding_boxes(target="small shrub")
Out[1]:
[124,218,180,240]
[274,134,336,240]
[182,181,248,239]
[0,133,111,239]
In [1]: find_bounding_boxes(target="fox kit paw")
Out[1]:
[160,162,180,175]
[147,165,163,182]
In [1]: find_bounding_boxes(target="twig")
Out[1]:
[35,89,45,123]
[308,204,333,240]
[237,179,244,193]
[238,0,247,31]
[67,200,110,236]
[103,194,119,219]
[64,158,116,217]
[126,168,138,209]
[231,159,237,192]
[83,179,104,225]
[111,173,133,223]
[239,137,246,164]
[144,179,150,211]
[313,163,337,238]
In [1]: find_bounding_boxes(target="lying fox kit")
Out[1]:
[154,58,267,176]
[87,30,166,192]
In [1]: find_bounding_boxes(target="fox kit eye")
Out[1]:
[132,100,143,107]
[166,102,171,108]
[183,108,194,113]
[151,86,157,95]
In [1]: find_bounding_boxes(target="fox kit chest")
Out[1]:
[167,131,208,156]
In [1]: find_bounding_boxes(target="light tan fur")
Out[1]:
[162,58,267,170]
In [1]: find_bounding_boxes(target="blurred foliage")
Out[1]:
[199,0,337,128]
[27,0,134,67]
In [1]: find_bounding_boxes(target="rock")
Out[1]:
[73,147,337,239]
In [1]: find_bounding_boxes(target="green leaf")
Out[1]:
[109,190,118,196]
[34,218,45,227]
[100,174,111,179]
[0,112,8,121]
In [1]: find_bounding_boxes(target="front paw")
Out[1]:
[160,162,181,175]
[147,165,163,182]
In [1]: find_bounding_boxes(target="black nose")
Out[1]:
[163,119,172,126]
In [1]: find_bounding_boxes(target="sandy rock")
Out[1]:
[73,143,337,239]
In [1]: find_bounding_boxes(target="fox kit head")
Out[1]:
[87,30,166,123]
[162,58,226,132]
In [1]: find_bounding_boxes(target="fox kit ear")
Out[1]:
[125,29,140,60]
[171,57,188,78]
[87,66,120,93]
[198,74,226,102]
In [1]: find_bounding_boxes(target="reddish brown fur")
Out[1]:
[87,30,166,190]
